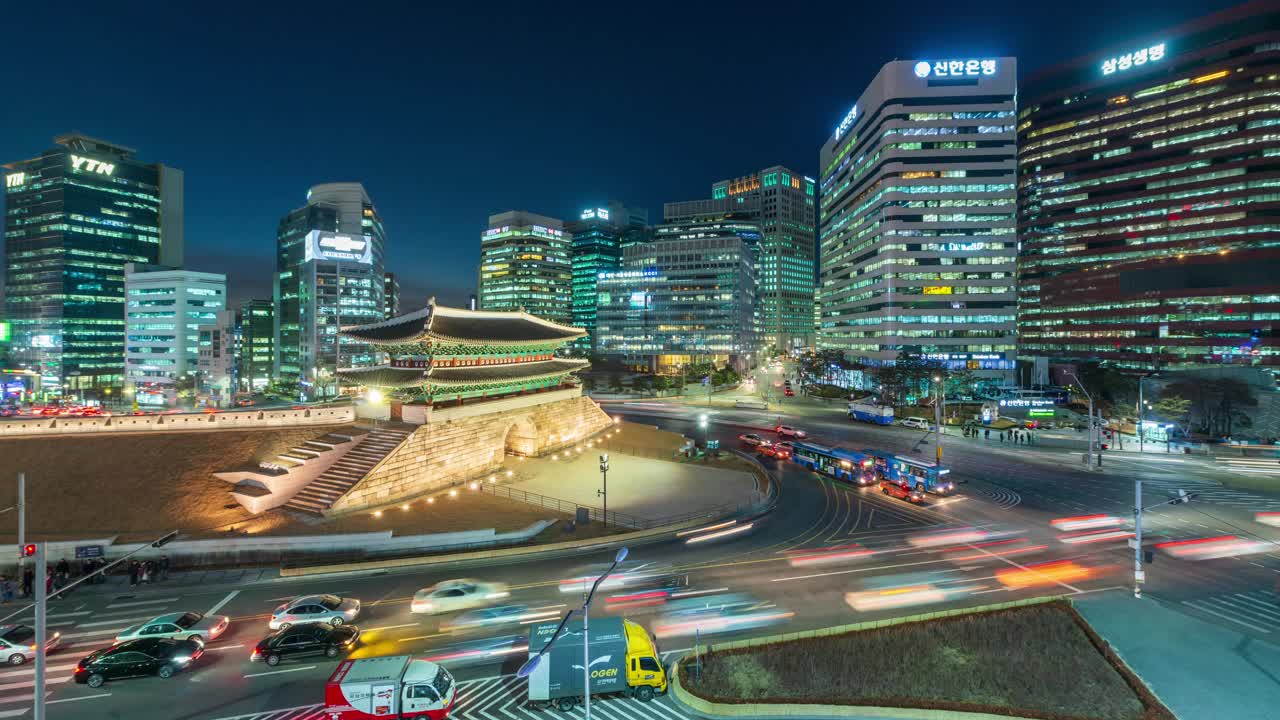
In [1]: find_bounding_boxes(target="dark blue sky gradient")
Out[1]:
[0,0,1238,308]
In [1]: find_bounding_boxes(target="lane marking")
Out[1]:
[203,704,322,720]
[243,664,318,678]
[206,590,240,616]
[398,632,448,642]
[48,693,111,705]
[1,662,81,678]
[58,627,131,640]
[362,623,419,632]
[964,542,1083,594]
[105,597,179,609]
[204,643,247,651]
[74,614,158,629]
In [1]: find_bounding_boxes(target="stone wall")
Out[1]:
[0,406,355,439]
[329,393,615,513]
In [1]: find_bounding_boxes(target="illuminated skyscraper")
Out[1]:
[478,211,572,324]
[274,183,385,398]
[819,58,1018,380]
[565,202,649,352]
[3,133,184,400]
[1018,3,1280,371]
[711,166,816,351]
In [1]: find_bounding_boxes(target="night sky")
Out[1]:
[1,0,1238,309]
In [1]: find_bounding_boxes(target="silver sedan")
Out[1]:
[114,612,230,645]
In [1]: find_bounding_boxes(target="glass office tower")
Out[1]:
[1018,3,1280,370]
[3,133,184,401]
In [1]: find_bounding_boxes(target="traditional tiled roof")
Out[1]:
[339,305,433,344]
[426,358,590,387]
[335,365,428,388]
[339,299,585,346]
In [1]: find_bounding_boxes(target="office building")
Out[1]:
[236,299,274,391]
[274,183,385,398]
[123,264,226,407]
[595,218,759,372]
[565,202,650,352]
[384,272,401,319]
[197,310,236,406]
[818,58,1019,380]
[1018,3,1280,371]
[3,133,184,400]
[712,166,817,350]
[477,211,572,324]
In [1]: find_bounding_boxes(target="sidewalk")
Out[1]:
[1074,591,1280,720]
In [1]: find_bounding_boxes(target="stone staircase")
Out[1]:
[284,427,414,514]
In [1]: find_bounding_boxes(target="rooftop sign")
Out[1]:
[834,105,858,140]
[69,154,115,176]
[914,59,998,78]
[1102,42,1166,75]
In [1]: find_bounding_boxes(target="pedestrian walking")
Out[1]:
[21,568,32,598]
[999,432,1005,443]
[159,555,170,581]
[984,429,990,440]
[1,577,11,604]
[129,561,139,587]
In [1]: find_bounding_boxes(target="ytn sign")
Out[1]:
[70,154,116,176]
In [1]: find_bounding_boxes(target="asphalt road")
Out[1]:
[2,396,1276,720]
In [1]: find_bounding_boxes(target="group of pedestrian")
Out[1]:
[962,426,1035,445]
[128,556,170,587]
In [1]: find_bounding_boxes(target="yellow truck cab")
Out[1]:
[623,619,667,697]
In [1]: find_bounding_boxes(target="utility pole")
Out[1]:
[17,474,25,574]
[30,543,44,720]
[1066,372,1098,470]
[1133,479,1143,599]
[1137,380,1145,454]
[597,454,609,527]
[1132,484,1195,600]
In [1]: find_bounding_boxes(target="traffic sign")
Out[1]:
[75,545,104,559]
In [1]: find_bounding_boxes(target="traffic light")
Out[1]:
[19,543,36,558]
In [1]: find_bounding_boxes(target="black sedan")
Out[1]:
[250,623,360,666]
[74,638,203,688]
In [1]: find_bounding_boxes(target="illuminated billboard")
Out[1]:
[303,231,373,264]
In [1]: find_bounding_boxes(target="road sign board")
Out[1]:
[74,545,104,559]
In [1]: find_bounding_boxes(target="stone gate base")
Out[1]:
[328,388,613,514]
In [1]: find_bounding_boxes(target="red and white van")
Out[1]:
[323,655,455,719]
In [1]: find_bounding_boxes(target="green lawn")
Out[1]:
[683,602,1172,720]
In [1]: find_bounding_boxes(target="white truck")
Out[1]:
[323,655,456,720]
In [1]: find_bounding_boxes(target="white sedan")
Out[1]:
[411,579,509,615]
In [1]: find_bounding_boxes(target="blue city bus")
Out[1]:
[862,449,955,495]
[791,442,876,486]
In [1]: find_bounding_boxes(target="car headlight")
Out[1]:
[172,655,191,664]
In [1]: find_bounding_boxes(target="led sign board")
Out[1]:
[834,105,858,140]
[914,59,997,78]
[69,154,115,176]
[923,286,953,295]
[581,208,610,220]
[303,231,373,264]
[1102,43,1165,75]
[4,173,24,188]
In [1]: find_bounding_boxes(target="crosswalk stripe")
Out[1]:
[1217,594,1280,621]
[1183,600,1274,633]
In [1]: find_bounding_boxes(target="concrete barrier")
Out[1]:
[25,521,554,568]
[0,405,355,439]
[281,517,708,577]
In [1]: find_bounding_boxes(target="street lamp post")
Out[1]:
[1066,372,1098,470]
[518,547,630,717]
[931,375,943,465]
[597,454,609,527]
[1132,482,1196,599]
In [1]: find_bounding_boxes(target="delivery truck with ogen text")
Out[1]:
[526,617,666,711]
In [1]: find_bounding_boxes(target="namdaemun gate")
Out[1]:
[324,300,614,513]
